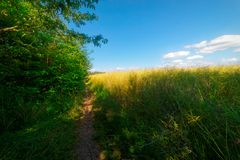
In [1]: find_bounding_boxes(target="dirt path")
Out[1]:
[76,96,100,160]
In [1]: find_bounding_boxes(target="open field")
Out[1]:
[90,66,240,159]
[2,0,240,159]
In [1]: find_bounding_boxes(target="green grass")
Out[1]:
[0,95,83,160]
[90,66,240,160]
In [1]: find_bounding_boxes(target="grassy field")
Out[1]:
[0,94,83,160]
[90,66,240,159]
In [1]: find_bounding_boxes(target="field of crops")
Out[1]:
[90,66,240,159]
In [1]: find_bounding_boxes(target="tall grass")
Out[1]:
[0,93,83,160]
[90,66,240,159]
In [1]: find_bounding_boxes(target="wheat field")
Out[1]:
[90,66,240,159]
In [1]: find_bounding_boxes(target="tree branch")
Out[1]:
[0,26,18,33]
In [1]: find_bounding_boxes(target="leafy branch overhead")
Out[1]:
[0,0,107,46]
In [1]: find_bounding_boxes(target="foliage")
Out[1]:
[0,94,83,160]
[90,66,240,159]
[0,0,104,159]
[0,0,105,131]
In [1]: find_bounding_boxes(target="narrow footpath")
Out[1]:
[76,96,100,160]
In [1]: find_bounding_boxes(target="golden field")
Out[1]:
[90,66,240,159]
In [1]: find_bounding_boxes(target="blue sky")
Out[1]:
[79,0,240,71]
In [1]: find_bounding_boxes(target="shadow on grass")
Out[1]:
[0,109,82,160]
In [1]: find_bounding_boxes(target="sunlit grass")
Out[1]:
[90,65,240,159]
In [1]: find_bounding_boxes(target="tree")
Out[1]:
[0,0,106,131]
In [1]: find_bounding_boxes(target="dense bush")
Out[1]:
[0,0,105,159]
[90,66,240,159]
[0,0,106,132]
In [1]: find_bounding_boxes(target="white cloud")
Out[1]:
[167,59,214,68]
[163,51,190,59]
[185,40,207,49]
[161,34,240,68]
[185,35,240,54]
[186,55,204,60]
[222,57,238,63]
[107,67,140,72]
[115,67,125,71]
[234,48,240,52]
[172,59,183,63]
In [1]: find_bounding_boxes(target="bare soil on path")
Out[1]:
[76,96,100,160]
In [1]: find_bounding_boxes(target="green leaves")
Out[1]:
[0,0,103,132]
